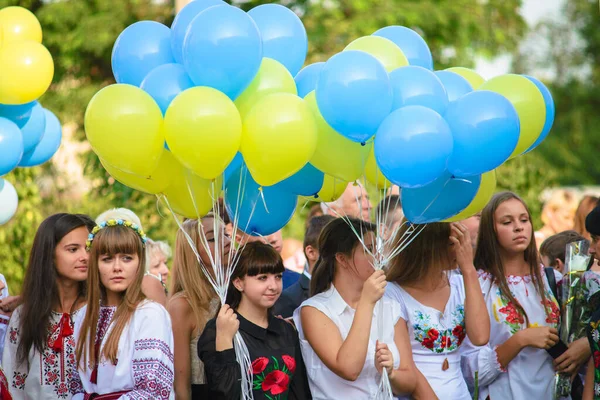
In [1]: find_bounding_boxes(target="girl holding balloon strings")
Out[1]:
[294,218,416,399]
[384,222,489,399]
[461,192,562,399]
[168,217,229,399]
[3,213,95,400]
[74,215,174,399]
[198,241,311,399]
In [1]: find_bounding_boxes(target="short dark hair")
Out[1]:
[303,215,335,250]
[586,205,600,236]
[539,230,587,268]
[375,195,402,227]
[226,242,285,310]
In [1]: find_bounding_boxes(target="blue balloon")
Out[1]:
[316,51,392,143]
[20,102,46,153]
[390,66,449,115]
[0,178,19,225]
[0,118,23,176]
[223,152,244,184]
[141,64,194,115]
[445,91,520,177]
[248,4,308,77]
[112,21,175,86]
[402,171,481,223]
[373,26,433,70]
[375,105,453,188]
[171,0,226,64]
[524,75,555,153]
[183,5,262,100]
[295,62,324,98]
[225,166,297,236]
[19,109,62,167]
[0,102,34,128]
[434,71,473,103]
[276,163,324,196]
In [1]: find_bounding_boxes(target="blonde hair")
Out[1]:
[541,190,578,225]
[76,225,146,368]
[573,195,599,241]
[169,218,218,336]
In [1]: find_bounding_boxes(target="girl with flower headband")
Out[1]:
[73,215,175,399]
[461,192,562,399]
[3,213,95,400]
[385,222,489,399]
[198,241,312,399]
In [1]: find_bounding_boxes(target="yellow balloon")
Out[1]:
[305,91,371,182]
[100,150,182,194]
[165,87,242,180]
[0,40,53,104]
[241,93,317,187]
[446,67,485,89]
[479,74,546,158]
[0,7,42,45]
[304,174,349,203]
[445,170,496,222]
[235,58,297,118]
[364,144,392,189]
[163,170,220,218]
[85,84,164,176]
[344,36,408,72]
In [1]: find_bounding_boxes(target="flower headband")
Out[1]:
[86,219,148,250]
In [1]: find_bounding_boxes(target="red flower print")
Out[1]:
[262,370,290,395]
[440,336,451,349]
[542,299,560,325]
[282,355,296,374]
[594,351,600,369]
[453,325,466,345]
[499,302,525,325]
[251,357,269,374]
[422,338,435,349]
[427,329,439,341]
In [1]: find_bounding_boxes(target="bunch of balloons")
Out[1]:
[0,6,61,225]
[86,0,554,234]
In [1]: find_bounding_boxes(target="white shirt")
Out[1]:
[293,284,401,399]
[385,274,471,400]
[73,300,174,400]
[0,274,10,363]
[460,269,561,399]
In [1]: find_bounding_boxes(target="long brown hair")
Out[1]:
[169,218,218,336]
[386,222,452,286]
[17,213,94,367]
[474,191,548,324]
[310,217,377,296]
[573,195,599,241]
[76,225,146,368]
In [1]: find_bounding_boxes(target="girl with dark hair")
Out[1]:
[294,218,416,399]
[198,241,311,399]
[385,222,489,399]
[3,213,95,399]
[462,192,562,399]
[74,217,174,399]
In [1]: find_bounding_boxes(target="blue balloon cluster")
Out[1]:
[0,101,62,176]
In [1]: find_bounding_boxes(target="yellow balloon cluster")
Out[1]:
[0,6,54,105]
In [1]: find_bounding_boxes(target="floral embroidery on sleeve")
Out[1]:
[541,295,560,327]
[251,355,296,399]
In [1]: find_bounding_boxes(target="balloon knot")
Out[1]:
[258,186,263,192]
[360,142,366,146]
[313,194,319,199]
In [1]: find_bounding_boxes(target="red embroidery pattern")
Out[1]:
[131,357,173,400]
[498,301,525,326]
[542,298,560,326]
[11,371,26,390]
[8,327,17,345]
[251,355,296,399]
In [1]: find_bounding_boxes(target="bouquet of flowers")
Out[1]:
[555,240,591,398]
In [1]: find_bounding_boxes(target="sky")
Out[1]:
[475,0,564,79]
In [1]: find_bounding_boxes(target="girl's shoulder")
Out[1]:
[134,299,171,324]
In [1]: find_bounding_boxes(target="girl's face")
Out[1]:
[339,231,376,282]
[494,199,533,254]
[98,252,140,299]
[55,226,90,282]
[198,217,232,267]
[234,272,283,309]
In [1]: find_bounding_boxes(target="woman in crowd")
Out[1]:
[168,217,228,399]
[3,213,94,399]
[462,192,562,399]
[74,215,174,399]
[295,218,416,398]
[385,222,489,399]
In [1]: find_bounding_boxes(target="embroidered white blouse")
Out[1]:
[293,284,401,400]
[385,274,471,400]
[460,269,561,400]
[2,305,85,400]
[73,300,175,400]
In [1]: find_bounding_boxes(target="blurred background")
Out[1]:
[0,0,597,292]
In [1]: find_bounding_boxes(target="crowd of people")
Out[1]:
[0,183,599,400]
